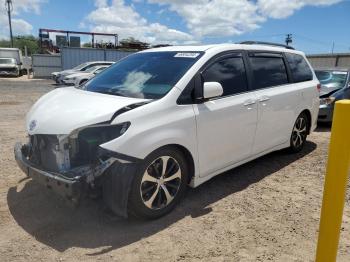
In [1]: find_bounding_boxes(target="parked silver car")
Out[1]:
[316,68,350,123]
[52,61,114,84]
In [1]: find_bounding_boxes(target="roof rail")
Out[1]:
[239,41,295,50]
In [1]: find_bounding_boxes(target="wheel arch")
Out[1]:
[300,109,312,134]
[152,144,196,185]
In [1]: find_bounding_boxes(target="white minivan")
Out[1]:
[15,43,320,219]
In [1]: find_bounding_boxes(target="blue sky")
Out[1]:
[1,0,349,54]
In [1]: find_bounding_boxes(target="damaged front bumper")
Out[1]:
[14,142,116,202]
[318,105,334,123]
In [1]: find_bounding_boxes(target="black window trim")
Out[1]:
[200,52,252,101]
[176,50,307,105]
[284,52,314,83]
[177,50,253,104]
[246,50,293,91]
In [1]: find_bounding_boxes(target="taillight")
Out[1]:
[317,83,321,92]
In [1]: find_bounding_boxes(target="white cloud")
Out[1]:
[149,0,343,39]
[0,0,45,39]
[257,0,343,19]
[83,0,343,44]
[0,16,33,39]
[84,0,194,44]
[149,0,264,38]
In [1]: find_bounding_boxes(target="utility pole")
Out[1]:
[5,0,14,48]
[285,34,292,46]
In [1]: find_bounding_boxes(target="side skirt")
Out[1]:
[190,141,290,188]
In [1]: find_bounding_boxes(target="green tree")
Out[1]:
[0,35,40,55]
[119,37,149,50]
[82,42,92,48]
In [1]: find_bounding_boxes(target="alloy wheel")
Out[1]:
[292,116,307,148]
[140,156,182,210]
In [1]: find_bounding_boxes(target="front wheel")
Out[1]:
[289,112,309,153]
[128,148,189,219]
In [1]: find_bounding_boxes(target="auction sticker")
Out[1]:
[174,52,200,58]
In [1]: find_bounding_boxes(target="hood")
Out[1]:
[57,69,79,77]
[320,83,344,96]
[26,87,149,135]
[65,72,92,79]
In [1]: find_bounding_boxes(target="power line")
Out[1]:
[5,0,13,48]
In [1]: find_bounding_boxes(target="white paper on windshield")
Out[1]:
[174,53,200,58]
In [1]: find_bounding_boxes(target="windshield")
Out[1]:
[315,70,348,88]
[94,67,107,74]
[73,62,90,70]
[84,51,203,99]
[0,58,16,64]
[85,66,100,73]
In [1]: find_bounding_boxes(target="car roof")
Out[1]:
[142,43,305,55]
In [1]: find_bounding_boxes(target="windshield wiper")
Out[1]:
[96,89,127,97]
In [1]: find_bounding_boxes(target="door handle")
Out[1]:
[243,99,256,106]
[258,96,270,102]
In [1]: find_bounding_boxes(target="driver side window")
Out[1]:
[202,56,248,97]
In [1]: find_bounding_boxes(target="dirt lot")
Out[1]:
[0,77,349,261]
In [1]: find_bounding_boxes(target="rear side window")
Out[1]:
[202,56,248,96]
[285,53,313,82]
[249,54,289,89]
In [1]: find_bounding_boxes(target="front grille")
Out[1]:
[0,67,17,73]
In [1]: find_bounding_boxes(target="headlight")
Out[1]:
[69,122,131,165]
[69,122,130,166]
[320,97,335,106]
[70,122,130,141]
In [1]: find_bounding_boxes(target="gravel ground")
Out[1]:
[0,77,350,261]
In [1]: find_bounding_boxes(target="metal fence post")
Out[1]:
[316,100,350,262]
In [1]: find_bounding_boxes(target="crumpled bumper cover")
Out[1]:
[14,142,141,218]
[14,142,84,201]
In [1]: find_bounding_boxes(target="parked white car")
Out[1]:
[15,43,319,219]
[62,65,111,86]
[52,61,114,84]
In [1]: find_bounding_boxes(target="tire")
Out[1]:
[128,147,189,219]
[288,112,309,153]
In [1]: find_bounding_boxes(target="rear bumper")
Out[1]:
[14,142,84,201]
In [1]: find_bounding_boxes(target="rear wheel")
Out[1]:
[128,148,188,219]
[289,112,309,153]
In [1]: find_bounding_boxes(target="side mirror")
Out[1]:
[203,82,223,99]
[18,62,23,66]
